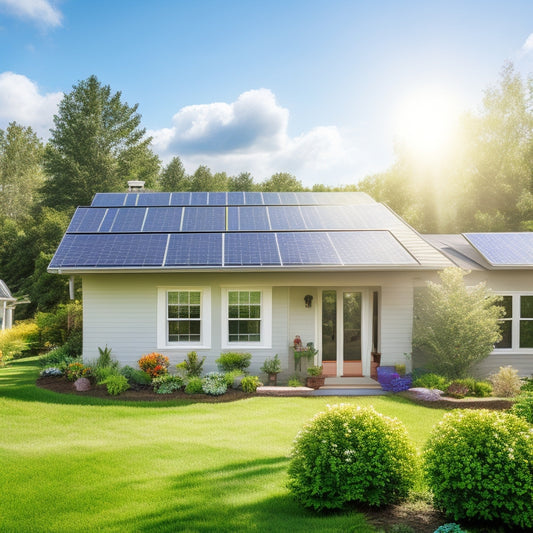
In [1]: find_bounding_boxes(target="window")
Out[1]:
[157,287,211,348]
[221,287,272,348]
[495,294,533,351]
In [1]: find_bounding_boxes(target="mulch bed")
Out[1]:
[399,390,514,410]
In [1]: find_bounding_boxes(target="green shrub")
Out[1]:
[152,374,184,394]
[138,352,169,378]
[0,321,39,364]
[307,365,323,376]
[216,352,251,373]
[241,375,261,393]
[412,373,449,390]
[35,302,82,354]
[202,372,227,396]
[90,346,120,384]
[490,365,522,397]
[104,374,130,396]
[38,345,73,367]
[520,376,533,392]
[424,409,533,529]
[288,377,303,387]
[511,391,533,424]
[260,354,281,374]
[120,365,152,385]
[184,377,203,394]
[176,351,205,377]
[288,404,417,511]
[445,380,470,399]
[93,366,120,385]
[223,369,242,388]
[65,362,92,381]
[433,525,468,533]
[471,380,492,397]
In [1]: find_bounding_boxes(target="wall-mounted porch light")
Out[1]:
[304,294,313,308]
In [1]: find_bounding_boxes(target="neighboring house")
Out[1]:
[48,192,532,380]
[0,280,16,331]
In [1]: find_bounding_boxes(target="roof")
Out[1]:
[48,191,453,273]
[0,280,15,301]
[424,232,533,270]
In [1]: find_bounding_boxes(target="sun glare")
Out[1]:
[393,88,461,164]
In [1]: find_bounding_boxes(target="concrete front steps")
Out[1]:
[322,377,381,389]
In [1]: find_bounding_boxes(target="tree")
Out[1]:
[229,172,256,191]
[158,156,191,191]
[0,122,44,221]
[260,172,305,192]
[41,75,160,211]
[413,268,504,378]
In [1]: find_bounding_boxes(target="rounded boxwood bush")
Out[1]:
[287,404,417,511]
[424,409,533,529]
[511,391,533,424]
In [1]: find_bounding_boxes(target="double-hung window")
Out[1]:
[494,293,533,351]
[157,287,211,348]
[221,287,272,349]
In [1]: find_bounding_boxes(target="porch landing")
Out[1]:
[323,377,381,389]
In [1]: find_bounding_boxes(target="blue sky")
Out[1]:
[1,0,533,187]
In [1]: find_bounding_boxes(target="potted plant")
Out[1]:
[306,365,325,389]
[260,354,282,385]
[292,340,318,371]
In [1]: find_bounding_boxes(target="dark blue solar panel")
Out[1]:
[137,193,171,206]
[110,208,146,232]
[49,234,167,268]
[225,233,281,265]
[99,208,119,232]
[244,192,264,205]
[124,194,138,206]
[182,207,225,231]
[227,207,270,231]
[300,206,353,229]
[277,233,340,265]
[278,192,298,204]
[208,192,227,205]
[165,233,223,266]
[261,192,281,205]
[228,192,245,205]
[143,207,183,232]
[170,192,192,206]
[91,193,126,207]
[329,231,417,265]
[268,206,306,230]
[67,208,107,233]
[190,192,208,205]
[465,233,533,265]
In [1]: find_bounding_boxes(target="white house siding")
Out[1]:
[82,271,420,378]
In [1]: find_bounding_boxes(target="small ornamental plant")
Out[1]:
[104,374,130,396]
[240,375,261,393]
[490,365,522,397]
[288,404,417,511]
[201,372,228,396]
[152,374,184,394]
[138,353,169,379]
[65,362,92,381]
[511,391,533,424]
[424,409,533,529]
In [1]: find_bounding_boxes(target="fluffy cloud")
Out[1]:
[522,33,533,53]
[150,89,362,186]
[0,0,62,27]
[0,72,62,138]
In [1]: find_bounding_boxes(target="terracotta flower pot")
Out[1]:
[306,376,325,390]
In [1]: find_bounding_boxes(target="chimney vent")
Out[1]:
[128,180,145,192]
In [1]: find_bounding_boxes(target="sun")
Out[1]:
[393,87,461,165]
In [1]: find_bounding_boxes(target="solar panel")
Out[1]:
[329,231,417,265]
[278,192,298,204]
[67,208,107,233]
[143,207,183,232]
[137,193,171,206]
[110,208,146,232]
[228,192,245,205]
[243,192,264,205]
[190,192,208,205]
[227,207,270,231]
[99,208,119,232]
[277,232,341,265]
[465,233,533,266]
[165,233,223,266]
[49,234,167,268]
[91,193,126,207]
[170,192,192,206]
[124,193,138,206]
[261,192,282,205]
[224,233,281,265]
[208,192,227,205]
[268,206,306,230]
[182,207,225,231]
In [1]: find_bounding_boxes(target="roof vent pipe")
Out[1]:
[128,180,145,192]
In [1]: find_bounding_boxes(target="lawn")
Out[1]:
[0,358,447,533]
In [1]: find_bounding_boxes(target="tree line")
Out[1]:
[1,64,532,316]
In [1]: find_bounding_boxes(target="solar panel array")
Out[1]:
[49,192,420,270]
[464,233,533,266]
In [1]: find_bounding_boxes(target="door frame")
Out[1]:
[317,287,373,377]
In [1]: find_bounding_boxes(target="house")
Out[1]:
[47,191,533,381]
[0,280,16,330]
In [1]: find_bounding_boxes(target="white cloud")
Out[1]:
[150,89,367,187]
[520,33,533,54]
[0,0,62,27]
[0,72,62,138]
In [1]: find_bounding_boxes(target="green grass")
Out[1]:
[0,358,447,533]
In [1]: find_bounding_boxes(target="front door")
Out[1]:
[320,289,366,377]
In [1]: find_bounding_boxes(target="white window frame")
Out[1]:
[493,292,533,353]
[157,287,211,349]
[221,287,272,349]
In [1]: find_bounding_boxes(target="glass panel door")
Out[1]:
[321,290,337,376]
[343,292,362,376]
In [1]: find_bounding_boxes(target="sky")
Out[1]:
[1,0,533,188]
